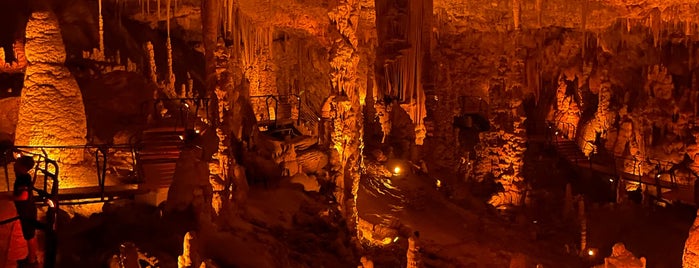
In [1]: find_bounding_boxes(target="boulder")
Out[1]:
[297,150,329,174]
[290,172,320,192]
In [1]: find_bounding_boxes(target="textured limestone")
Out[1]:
[684,210,699,267]
[601,243,646,268]
[0,98,19,140]
[15,12,87,168]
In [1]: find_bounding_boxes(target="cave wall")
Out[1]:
[430,0,699,204]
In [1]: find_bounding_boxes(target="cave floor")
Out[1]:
[358,168,585,267]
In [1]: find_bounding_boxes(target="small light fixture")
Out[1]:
[15,153,21,159]
[609,178,614,183]
[47,199,55,208]
[436,179,442,188]
[393,166,401,174]
[393,237,399,243]
[195,129,201,134]
[587,249,595,256]
[178,135,184,140]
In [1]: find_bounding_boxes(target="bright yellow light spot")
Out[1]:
[393,167,401,174]
[15,153,21,159]
[47,199,55,208]
[381,237,393,245]
[393,237,399,243]
[588,249,594,256]
[436,179,442,188]
[195,129,201,134]
[178,135,184,140]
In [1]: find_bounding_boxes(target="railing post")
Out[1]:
[2,150,9,192]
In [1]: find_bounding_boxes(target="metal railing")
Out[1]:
[250,94,320,136]
[3,144,139,199]
[142,97,211,132]
[545,120,699,194]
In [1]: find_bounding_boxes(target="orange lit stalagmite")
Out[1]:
[15,12,87,165]
[327,0,365,233]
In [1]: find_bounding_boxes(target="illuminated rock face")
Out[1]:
[684,210,699,267]
[15,12,87,163]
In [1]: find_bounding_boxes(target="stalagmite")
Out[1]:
[178,232,198,268]
[406,232,422,268]
[146,42,158,86]
[0,40,28,73]
[15,11,87,174]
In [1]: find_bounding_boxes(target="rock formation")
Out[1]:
[601,243,646,268]
[14,11,88,177]
[684,210,699,267]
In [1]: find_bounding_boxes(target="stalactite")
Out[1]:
[167,0,175,94]
[581,0,588,61]
[98,0,104,60]
[382,0,429,145]
[158,0,161,20]
[227,0,233,38]
[147,0,150,16]
[535,0,542,28]
[651,8,661,47]
[512,0,521,30]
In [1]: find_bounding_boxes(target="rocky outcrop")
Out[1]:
[600,243,646,268]
[684,210,699,267]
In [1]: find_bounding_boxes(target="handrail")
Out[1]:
[141,97,211,132]
[250,94,321,136]
[5,144,140,201]
[545,120,699,190]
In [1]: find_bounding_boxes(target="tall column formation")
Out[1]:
[375,0,432,145]
[15,12,87,165]
[475,34,527,209]
[327,0,366,234]
[578,69,613,155]
[549,74,581,140]
[234,13,276,120]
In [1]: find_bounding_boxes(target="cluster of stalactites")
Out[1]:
[382,0,430,145]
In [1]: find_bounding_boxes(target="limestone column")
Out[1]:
[15,12,87,164]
